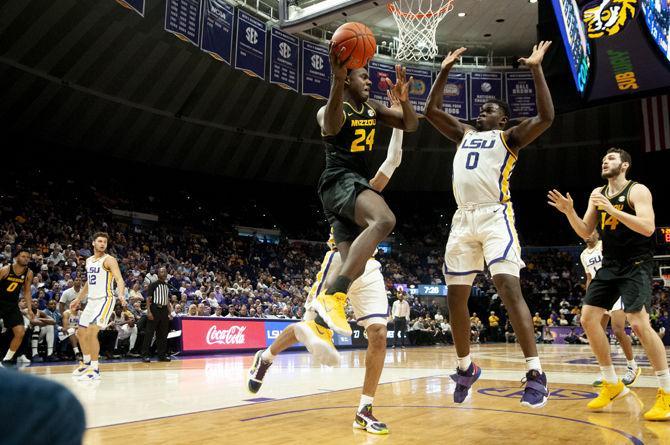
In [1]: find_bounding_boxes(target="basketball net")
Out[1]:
[387,0,454,61]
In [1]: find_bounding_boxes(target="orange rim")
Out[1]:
[386,1,453,19]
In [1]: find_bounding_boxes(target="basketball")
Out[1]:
[330,22,376,69]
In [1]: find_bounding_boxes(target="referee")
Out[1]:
[141,267,172,362]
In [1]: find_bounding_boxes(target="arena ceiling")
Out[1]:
[0,0,643,192]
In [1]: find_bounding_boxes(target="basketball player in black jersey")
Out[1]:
[311,44,419,336]
[0,248,35,367]
[549,147,670,420]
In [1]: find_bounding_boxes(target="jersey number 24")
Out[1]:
[350,129,375,152]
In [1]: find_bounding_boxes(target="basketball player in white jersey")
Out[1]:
[581,231,639,387]
[248,114,404,435]
[425,42,554,408]
[70,232,126,380]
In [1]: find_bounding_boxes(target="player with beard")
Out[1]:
[424,42,554,408]
[0,248,35,367]
[549,148,669,420]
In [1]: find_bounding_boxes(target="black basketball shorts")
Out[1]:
[583,256,654,313]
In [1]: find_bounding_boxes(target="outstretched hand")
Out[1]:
[547,189,574,214]
[518,41,552,67]
[387,88,401,110]
[384,64,413,103]
[441,47,467,71]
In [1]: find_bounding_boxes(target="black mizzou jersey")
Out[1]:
[0,265,27,304]
[596,181,654,261]
[322,101,378,179]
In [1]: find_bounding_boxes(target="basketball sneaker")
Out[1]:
[520,370,549,408]
[294,320,340,366]
[77,368,100,381]
[247,350,272,394]
[643,388,670,421]
[352,404,389,435]
[622,366,641,387]
[311,291,351,336]
[593,377,604,388]
[0,359,17,369]
[72,361,90,377]
[587,379,629,410]
[450,362,481,403]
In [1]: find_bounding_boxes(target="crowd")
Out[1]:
[0,172,669,364]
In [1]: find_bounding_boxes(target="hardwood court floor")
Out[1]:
[27,344,670,444]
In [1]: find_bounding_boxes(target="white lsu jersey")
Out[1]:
[580,241,603,277]
[453,129,517,206]
[85,254,114,300]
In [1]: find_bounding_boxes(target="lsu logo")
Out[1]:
[583,0,637,39]
[462,138,496,150]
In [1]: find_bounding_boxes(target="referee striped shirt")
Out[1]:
[147,280,170,306]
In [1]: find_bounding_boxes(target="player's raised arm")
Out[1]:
[321,44,349,136]
[590,183,656,237]
[505,42,555,152]
[372,65,419,132]
[424,47,474,142]
[105,256,127,307]
[547,188,598,239]
[370,91,404,192]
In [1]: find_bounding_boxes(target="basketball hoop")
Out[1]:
[387,0,454,61]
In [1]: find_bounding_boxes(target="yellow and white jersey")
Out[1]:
[85,254,114,300]
[580,241,603,277]
[452,129,517,206]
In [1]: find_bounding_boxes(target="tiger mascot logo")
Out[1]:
[583,0,638,38]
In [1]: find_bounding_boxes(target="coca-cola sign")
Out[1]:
[181,318,266,352]
[206,325,246,345]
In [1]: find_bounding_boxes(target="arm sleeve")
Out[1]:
[377,128,403,178]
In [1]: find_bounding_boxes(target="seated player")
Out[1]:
[28,298,57,363]
[62,304,83,361]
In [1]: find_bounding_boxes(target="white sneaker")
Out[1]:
[16,355,31,364]
[72,361,90,376]
[77,368,100,381]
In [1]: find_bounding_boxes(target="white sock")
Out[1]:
[83,354,91,364]
[261,349,276,362]
[627,359,637,370]
[600,365,618,383]
[358,394,374,412]
[73,347,80,354]
[655,369,670,393]
[3,350,16,360]
[91,360,99,371]
[457,355,472,371]
[47,347,53,356]
[525,356,542,372]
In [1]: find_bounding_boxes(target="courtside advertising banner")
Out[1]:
[269,27,299,92]
[368,60,395,106]
[181,318,266,352]
[441,72,469,120]
[165,0,203,46]
[200,0,235,64]
[301,41,330,99]
[265,320,303,347]
[505,72,537,118]
[235,9,266,79]
[116,0,145,17]
[469,72,503,119]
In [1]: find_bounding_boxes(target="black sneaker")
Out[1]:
[31,356,44,363]
[1,359,17,369]
[247,350,272,394]
[158,356,172,362]
[352,404,389,434]
[142,356,151,363]
[127,352,141,358]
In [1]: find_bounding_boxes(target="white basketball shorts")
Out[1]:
[443,202,525,286]
[79,296,115,328]
[306,251,388,329]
